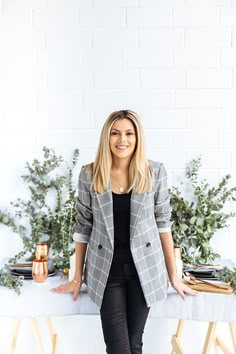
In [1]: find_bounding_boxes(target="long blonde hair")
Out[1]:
[89,110,153,194]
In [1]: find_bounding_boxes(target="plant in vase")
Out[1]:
[170,156,236,265]
[0,146,79,292]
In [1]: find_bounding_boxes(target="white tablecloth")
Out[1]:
[0,275,235,322]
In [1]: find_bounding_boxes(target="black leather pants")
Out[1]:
[100,263,150,354]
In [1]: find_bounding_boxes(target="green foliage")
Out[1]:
[0,147,79,293]
[215,267,236,293]
[0,265,24,295]
[170,156,236,264]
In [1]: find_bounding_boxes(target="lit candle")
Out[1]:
[69,253,76,281]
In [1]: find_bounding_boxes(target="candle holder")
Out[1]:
[35,242,49,261]
[32,259,48,283]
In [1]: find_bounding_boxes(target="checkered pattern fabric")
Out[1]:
[73,160,171,308]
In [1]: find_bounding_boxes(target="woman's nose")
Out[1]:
[119,133,126,142]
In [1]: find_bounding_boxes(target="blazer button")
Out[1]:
[98,244,102,249]
[146,242,151,247]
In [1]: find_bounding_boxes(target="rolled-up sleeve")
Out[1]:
[73,165,93,243]
[154,163,172,233]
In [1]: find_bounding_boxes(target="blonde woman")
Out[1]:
[51,110,197,354]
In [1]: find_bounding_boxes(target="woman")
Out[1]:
[51,110,197,354]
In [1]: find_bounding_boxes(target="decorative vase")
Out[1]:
[32,259,48,282]
[35,242,49,260]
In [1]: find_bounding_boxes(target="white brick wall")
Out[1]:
[185,28,231,47]
[0,1,236,353]
[0,0,236,258]
[186,69,232,88]
[127,48,173,67]
[174,48,220,67]
[139,29,184,47]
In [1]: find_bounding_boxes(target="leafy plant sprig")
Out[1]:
[0,265,24,295]
[214,267,236,294]
[0,147,79,293]
[170,156,236,264]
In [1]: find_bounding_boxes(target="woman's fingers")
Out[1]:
[181,282,198,295]
[72,287,81,301]
[185,287,198,295]
[50,281,80,295]
[51,287,66,293]
[172,279,198,300]
[177,288,186,301]
[51,284,68,292]
[51,284,67,291]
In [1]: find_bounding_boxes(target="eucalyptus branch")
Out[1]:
[170,156,236,264]
[0,147,79,293]
[214,267,236,293]
[0,266,24,295]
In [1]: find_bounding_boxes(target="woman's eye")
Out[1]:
[110,131,134,136]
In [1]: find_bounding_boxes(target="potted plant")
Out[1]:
[170,156,236,265]
[0,146,79,292]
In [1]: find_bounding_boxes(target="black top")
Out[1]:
[109,191,135,275]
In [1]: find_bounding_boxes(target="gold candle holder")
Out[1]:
[35,242,49,260]
[32,259,48,283]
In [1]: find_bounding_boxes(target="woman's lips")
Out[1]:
[116,145,128,150]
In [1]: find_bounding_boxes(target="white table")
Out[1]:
[0,275,236,354]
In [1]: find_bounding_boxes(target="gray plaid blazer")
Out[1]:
[73,160,172,308]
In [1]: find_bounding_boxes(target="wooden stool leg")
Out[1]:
[51,334,57,354]
[6,319,22,354]
[229,323,236,353]
[46,317,57,354]
[202,322,217,354]
[214,337,220,354]
[214,336,231,354]
[171,335,185,354]
[171,320,184,354]
[31,318,44,354]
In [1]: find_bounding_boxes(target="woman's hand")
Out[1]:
[51,280,82,301]
[171,277,198,300]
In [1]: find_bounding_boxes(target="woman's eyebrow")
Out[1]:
[111,128,134,132]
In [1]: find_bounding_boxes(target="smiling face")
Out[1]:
[109,118,137,163]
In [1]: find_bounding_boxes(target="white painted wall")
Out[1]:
[0,0,236,353]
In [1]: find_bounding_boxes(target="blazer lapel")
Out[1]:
[130,191,146,241]
[95,181,114,249]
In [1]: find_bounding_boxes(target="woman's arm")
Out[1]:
[74,241,88,282]
[159,231,177,283]
[159,231,198,300]
[153,163,197,299]
[51,241,87,300]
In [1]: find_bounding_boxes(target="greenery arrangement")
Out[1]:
[170,156,236,264]
[0,266,23,295]
[0,147,79,292]
[214,267,236,293]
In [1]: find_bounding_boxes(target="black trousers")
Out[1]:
[100,263,150,354]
